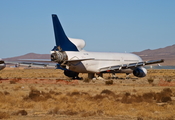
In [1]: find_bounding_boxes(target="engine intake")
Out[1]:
[51,51,68,63]
[133,67,147,77]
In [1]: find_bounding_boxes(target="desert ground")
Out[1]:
[0,68,175,120]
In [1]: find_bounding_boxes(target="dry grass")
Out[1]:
[0,111,10,119]
[0,68,175,119]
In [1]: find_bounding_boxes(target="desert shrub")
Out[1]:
[92,94,105,100]
[155,93,172,103]
[0,111,10,119]
[70,91,80,96]
[61,110,78,116]
[147,78,154,84]
[18,110,28,115]
[142,92,155,102]
[49,109,78,116]
[12,110,27,116]
[142,92,155,99]
[121,92,131,104]
[48,107,59,114]
[137,117,143,120]
[15,77,22,80]
[105,80,113,85]
[154,88,172,103]
[133,89,137,92]
[131,95,143,103]
[13,85,22,91]
[81,92,90,96]
[101,89,115,96]
[81,111,96,117]
[83,78,91,83]
[67,91,90,98]
[24,88,52,102]
[121,92,146,103]
[49,90,62,95]
[161,97,172,102]
[0,92,4,96]
[160,88,172,102]
[3,91,10,95]
[166,79,172,82]
[10,80,16,84]
[162,88,172,95]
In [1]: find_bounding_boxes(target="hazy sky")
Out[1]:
[0,0,175,58]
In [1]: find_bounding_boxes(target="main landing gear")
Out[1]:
[109,72,118,79]
[88,72,131,80]
[64,70,82,80]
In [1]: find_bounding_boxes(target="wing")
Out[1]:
[5,60,57,68]
[99,59,164,72]
[5,58,94,68]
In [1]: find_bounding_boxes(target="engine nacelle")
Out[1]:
[133,67,147,77]
[0,60,6,70]
[51,51,68,63]
[69,38,86,51]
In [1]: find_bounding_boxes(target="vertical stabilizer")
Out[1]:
[52,14,78,51]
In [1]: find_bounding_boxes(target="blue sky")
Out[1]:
[0,0,175,58]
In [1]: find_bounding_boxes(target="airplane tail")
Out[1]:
[52,14,78,51]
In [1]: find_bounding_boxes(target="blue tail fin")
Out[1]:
[52,14,78,51]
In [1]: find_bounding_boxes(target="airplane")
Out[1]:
[4,14,164,79]
[49,14,164,79]
[0,59,6,70]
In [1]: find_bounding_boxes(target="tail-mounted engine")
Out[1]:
[51,51,68,64]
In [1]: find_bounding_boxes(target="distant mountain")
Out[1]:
[4,53,50,61]
[133,44,175,66]
[3,44,175,65]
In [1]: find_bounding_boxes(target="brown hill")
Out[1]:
[133,44,175,66]
[4,53,50,61]
[3,44,175,66]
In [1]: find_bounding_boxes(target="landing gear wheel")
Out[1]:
[64,70,82,80]
[125,73,130,79]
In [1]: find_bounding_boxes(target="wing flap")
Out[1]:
[145,59,164,65]
[66,58,95,62]
[99,59,164,72]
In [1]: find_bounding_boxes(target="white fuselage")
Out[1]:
[64,51,143,73]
